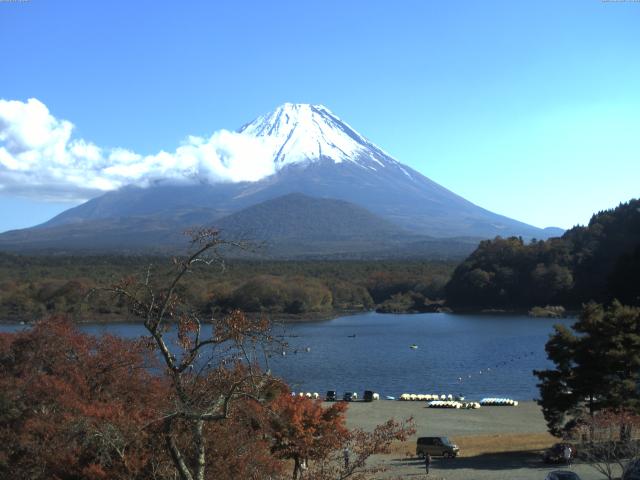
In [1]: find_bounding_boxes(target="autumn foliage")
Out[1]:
[1,232,415,479]
[0,317,286,480]
[0,316,168,479]
[268,393,415,480]
[270,394,350,478]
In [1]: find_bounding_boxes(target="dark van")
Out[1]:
[363,390,374,402]
[623,459,640,480]
[325,390,337,401]
[416,437,459,458]
[342,392,354,402]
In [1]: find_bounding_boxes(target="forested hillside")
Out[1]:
[0,255,454,322]
[445,199,640,309]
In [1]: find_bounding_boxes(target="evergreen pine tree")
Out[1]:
[535,301,640,436]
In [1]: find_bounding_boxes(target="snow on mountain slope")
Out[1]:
[239,103,400,171]
[0,102,563,249]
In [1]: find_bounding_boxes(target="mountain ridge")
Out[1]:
[0,193,481,259]
[0,103,564,254]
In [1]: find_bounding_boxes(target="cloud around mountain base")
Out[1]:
[0,98,278,201]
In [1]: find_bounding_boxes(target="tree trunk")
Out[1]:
[292,456,301,480]
[165,418,194,480]
[589,395,595,441]
[620,422,631,442]
[195,419,206,480]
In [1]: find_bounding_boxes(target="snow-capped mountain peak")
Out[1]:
[238,103,394,169]
[5,103,558,250]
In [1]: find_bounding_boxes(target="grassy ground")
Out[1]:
[343,399,551,437]
[388,433,557,458]
[342,400,615,479]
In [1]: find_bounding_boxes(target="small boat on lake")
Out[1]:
[410,344,418,349]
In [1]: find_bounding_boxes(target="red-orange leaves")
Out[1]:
[0,316,169,480]
[269,393,349,477]
[177,314,198,350]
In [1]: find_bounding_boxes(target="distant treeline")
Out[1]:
[4,199,637,321]
[445,199,640,309]
[0,255,455,322]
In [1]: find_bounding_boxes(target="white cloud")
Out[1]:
[0,98,278,201]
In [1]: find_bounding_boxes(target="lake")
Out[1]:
[0,312,572,400]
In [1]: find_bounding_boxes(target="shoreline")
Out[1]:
[0,306,578,326]
[0,309,368,326]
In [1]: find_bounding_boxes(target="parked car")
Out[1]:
[542,443,576,464]
[325,390,337,401]
[623,459,640,480]
[544,470,582,480]
[342,392,354,402]
[363,390,375,402]
[415,436,459,458]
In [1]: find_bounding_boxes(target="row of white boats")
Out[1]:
[399,393,519,407]
[399,393,463,401]
[290,391,518,406]
[428,400,482,409]
[291,391,381,400]
[479,397,519,406]
[425,398,519,408]
[292,392,322,399]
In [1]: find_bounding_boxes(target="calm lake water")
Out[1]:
[0,312,573,400]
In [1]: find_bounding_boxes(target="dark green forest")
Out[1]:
[0,255,454,322]
[2,198,638,322]
[445,198,640,309]
[535,301,640,436]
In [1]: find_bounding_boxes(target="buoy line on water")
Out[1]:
[455,350,537,386]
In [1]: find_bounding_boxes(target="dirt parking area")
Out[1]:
[341,400,619,479]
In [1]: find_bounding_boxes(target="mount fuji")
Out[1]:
[0,103,562,256]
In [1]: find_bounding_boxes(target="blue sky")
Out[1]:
[0,0,639,232]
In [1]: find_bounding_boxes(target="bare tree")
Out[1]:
[111,229,281,480]
[307,418,415,480]
[573,409,640,480]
